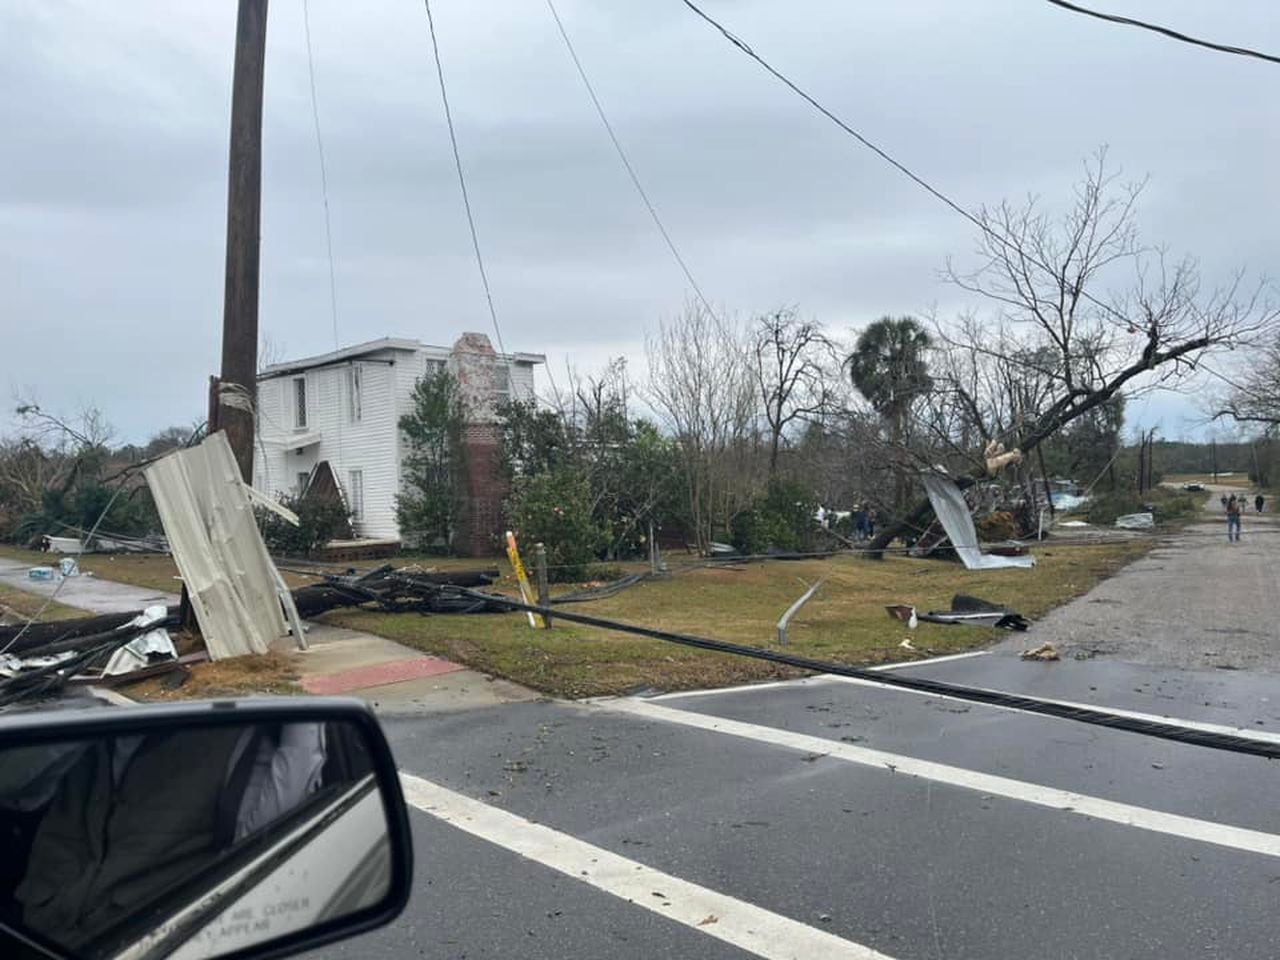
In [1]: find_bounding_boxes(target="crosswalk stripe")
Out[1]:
[399,771,894,960]
[603,697,1280,859]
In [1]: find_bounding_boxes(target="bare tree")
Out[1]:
[1209,332,1280,430]
[868,149,1279,554]
[645,301,758,552]
[751,308,833,474]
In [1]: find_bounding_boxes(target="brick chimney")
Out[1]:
[451,333,507,556]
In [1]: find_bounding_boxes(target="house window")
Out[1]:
[293,377,307,429]
[348,469,364,521]
[297,471,311,495]
[347,365,362,423]
[494,362,512,406]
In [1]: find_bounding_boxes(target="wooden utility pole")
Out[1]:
[1211,438,1218,481]
[219,0,269,483]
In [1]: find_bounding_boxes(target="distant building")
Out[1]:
[253,333,544,555]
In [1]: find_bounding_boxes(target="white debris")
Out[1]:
[922,474,1035,570]
[1114,512,1154,530]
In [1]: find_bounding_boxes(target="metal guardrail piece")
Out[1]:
[776,575,828,645]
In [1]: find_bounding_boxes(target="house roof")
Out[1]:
[258,337,546,379]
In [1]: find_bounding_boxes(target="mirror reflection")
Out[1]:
[0,719,392,960]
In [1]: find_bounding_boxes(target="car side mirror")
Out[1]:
[0,699,413,960]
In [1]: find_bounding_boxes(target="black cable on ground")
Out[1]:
[442,585,1280,762]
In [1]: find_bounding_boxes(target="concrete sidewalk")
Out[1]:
[0,557,178,614]
[283,623,540,715]
[0,556,537,714]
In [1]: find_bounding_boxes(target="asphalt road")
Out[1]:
[994,484,1280,671]
[308,651,1280,960]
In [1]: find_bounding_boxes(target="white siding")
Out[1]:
[509,361,536,403]
[254,339,540,545]
[255,351,403,539]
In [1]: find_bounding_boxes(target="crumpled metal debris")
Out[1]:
[101,605,177,676]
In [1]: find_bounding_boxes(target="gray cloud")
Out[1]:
[2,0,1277,443]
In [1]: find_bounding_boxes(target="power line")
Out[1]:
[544,0,718,319]
[301,0,341,351]
[421,0,507,355]
[301,1,347,470]
[675,0,1140,335]
[1044,0,1280,66]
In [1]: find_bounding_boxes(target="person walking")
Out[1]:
[1256,494,1265,514]
[1227,494,1242,542]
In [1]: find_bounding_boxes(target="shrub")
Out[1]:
[256,495,350,556]
[1084,487,1202,526]
[505,468,606,582]
[730,479,818,555]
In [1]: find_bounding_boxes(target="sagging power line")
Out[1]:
[421,0,507,355]
[544,0,718,319]
[1044,0,1280,67]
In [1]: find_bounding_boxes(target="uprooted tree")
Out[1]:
[865,149,1280,556]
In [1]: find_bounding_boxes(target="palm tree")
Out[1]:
[847,316,932,509]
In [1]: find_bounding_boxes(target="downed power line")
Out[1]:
[434,585,1280,762]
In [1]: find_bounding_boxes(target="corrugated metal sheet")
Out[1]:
[146,432,304,659]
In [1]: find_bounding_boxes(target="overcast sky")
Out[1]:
[4,0,1278,444]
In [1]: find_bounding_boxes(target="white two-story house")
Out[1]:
[254,333,543,554]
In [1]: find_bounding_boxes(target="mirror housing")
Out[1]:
[0,698,413,960]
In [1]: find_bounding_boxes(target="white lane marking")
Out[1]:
[646,651,991,702]
[602,698,1280,860]
[399,773,891,960]
[822,674,1280,747]
[646,676,831,701]
[868,650,990,671]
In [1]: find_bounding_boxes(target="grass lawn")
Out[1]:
[0,583,91,623]
[321,539,1152,698]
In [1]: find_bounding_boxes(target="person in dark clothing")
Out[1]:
[1226,495,1242,542]
[1256,494,1265,514]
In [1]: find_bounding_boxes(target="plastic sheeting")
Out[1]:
[921,474,1036,570]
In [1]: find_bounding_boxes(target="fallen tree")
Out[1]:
[864,150,1279,556]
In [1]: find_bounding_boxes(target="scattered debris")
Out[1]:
[922,473,1035,570]
[1020,642,1061,662]
[698,915,719,926]
[101,606,177,676]
[145,431,305,659]
[553,571,651,604]
[885,604,919,629]
[1114,512,1154,530]
[919,594,1030,631]
[58,557,79,578]
[290,565,503,617]
[27,567,55,581]
[1059,520,1091,528]
[983,439,1023,474]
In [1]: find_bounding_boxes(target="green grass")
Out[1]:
[0,582,91,623]
[321,540,1152,698]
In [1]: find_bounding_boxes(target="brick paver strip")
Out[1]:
[300,656,466,695]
